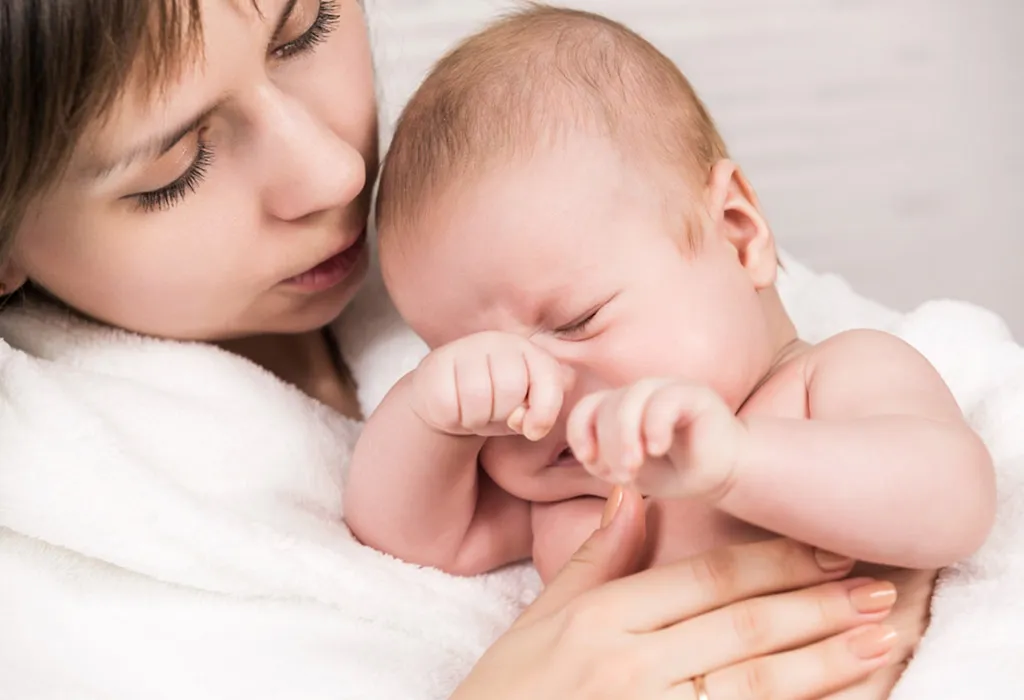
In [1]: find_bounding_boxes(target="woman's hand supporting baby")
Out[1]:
[454,489,902,700]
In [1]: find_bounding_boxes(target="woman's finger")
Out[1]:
[674,623,898,700]
[515,488,646,625]
[651,577,896,685]
[586,538,856,632]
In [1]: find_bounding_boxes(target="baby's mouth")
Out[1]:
[551,446,579,467]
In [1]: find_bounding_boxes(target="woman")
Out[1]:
[0,1,933,697]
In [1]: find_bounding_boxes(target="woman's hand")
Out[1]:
[453,489,900,700]
[821,564,936,699]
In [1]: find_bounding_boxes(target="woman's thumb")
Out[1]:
[518,488,647,623]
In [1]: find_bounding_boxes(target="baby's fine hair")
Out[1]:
[376,3,729,239]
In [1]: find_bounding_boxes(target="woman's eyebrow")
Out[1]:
[77,0,298,182]
[272,0,300,43]
[80,101,223,181]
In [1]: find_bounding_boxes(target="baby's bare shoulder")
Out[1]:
[807,328,921,369]
[804,329,961,420]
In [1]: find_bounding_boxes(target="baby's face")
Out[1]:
[382,137,776,501]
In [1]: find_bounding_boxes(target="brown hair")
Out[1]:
[0,0,207,267]
[376,3,728,241]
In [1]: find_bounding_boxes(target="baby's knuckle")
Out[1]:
[431,392,461,424]
[492,369,527,398]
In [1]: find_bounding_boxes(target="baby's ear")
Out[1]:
[704,159,777,289]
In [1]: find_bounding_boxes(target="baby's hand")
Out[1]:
[566,379,746,499]
[412,332,571,441]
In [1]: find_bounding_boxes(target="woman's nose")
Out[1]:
[253,85,368,222]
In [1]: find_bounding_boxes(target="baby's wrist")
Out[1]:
[716,416,753,502]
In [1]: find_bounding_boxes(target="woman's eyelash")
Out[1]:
[274,1,341,59]
[130,2,342,213]
[132,139,214,213]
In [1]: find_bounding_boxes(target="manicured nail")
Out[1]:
[814,549,856,572]
[847,625,898,660]
[849,581,897,615]
[601,486,625,527]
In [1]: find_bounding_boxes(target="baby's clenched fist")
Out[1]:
[566,378,746,500]
[412,331,572,440]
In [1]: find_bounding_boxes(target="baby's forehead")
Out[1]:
[375,6,727,245]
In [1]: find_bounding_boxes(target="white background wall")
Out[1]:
[367,0,1023,338]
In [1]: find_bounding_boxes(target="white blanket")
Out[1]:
[0,256,1021,698]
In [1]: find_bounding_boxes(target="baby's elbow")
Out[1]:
[945,430,997,562]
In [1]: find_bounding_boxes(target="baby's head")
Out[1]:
[377,5,796,499]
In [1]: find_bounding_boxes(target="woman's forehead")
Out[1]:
[72,0,281,181]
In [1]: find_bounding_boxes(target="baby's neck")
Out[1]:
[739,286,805,408]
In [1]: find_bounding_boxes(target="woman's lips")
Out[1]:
[285,230,367,291]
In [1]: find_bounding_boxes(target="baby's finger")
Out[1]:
[641,383,704,456]
[506,405,527,435]
[595,379,666,481]
[566,391,607,465]
[453,352,495,431]
[488,347,530,424]
[520,346,566,441]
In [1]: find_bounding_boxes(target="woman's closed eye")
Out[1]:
[272,0,341,60]
[126,0,342,213]
[129,130,214,213]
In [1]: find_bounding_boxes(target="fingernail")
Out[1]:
[814,549,856,571]
[601,486,625,527]
[847,625,898,660]
[849,581,897,615]
[509,404,526,421]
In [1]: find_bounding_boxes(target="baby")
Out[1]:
[345,6,995,583]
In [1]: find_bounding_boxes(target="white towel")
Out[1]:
[0,254,1021,698]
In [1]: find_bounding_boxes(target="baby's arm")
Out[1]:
[345,332,568,576]
[718,330,995,568]
[345,374,531,575]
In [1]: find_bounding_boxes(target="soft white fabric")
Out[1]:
[1,256,1022,698]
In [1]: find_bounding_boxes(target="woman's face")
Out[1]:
[6,0,377,340]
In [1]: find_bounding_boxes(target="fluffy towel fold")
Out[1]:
[1,254,1021,698]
